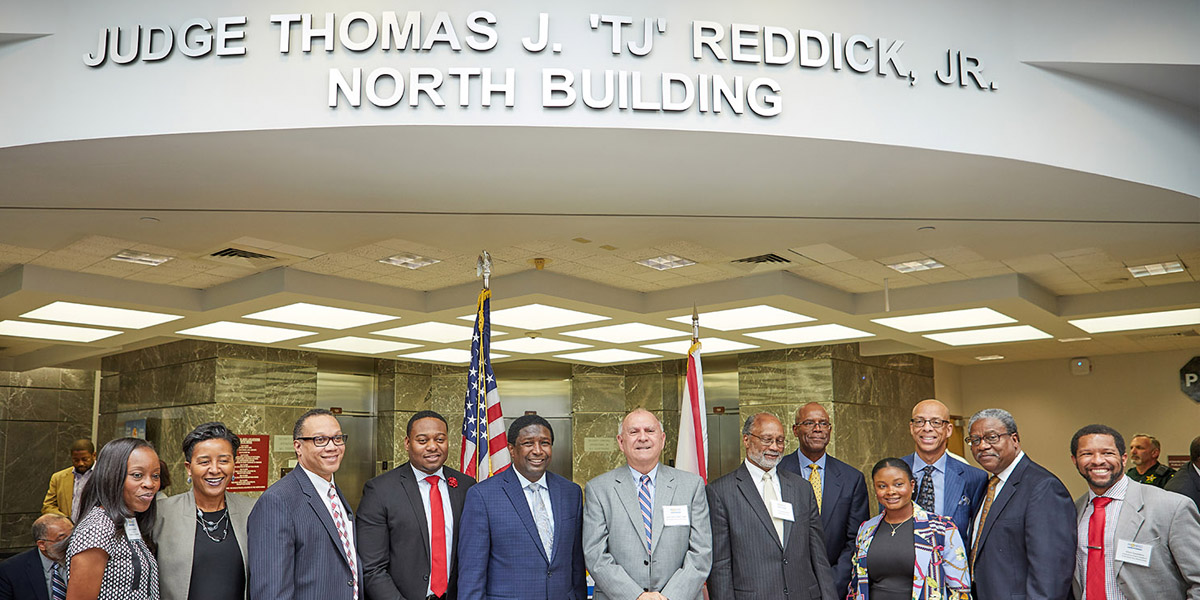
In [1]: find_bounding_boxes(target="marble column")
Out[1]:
[570,364,625,489]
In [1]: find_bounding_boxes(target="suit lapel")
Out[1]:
[944,460,967,515]
[1112,481,1145,579]
[500,469,549,563]
[398,466,432,561]
[651,466,676,555]
[548,474,570,562]
[975,456,1026,553]
[296,469,354,570]
[735,466,781,549]
[820,458,843,530]
[23,551,50,600]
[447,469,469,570]
[779,472,799,549]
[616,468,650,553]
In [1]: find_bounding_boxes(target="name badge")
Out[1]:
[662,505,690,526]
[769,500,795,522]
[124,518,142,542]
[1114,539,1152,567]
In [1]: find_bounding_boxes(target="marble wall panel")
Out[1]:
[625,373,665,412]
[215,359,317,406]
[216,344,317,366]
[101,340,219,374]
[115,360,217,411]
[572,412,625,488]
[572,375,626,413]
[829,344,934,377]
[0,511,38,554]
[1,421,57,513]
[0,386,59,421]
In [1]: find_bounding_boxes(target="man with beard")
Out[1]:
[1126,434,1176,488]
[779,402,868,596]
[357,411,475,600]
[707,413,836,600]
[41,438,95,523]
[1069,424,1200,599]
[0,514,73,600]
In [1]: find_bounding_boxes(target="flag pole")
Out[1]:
[691,304,699,344]
[475,251,491,476]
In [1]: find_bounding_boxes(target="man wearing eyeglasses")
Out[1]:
[0,513,73,600]
[706,412,836,599]
[778,402,868,596]
[249,408,364,600]
[901,399,989,544]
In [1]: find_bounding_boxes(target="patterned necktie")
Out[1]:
[808,465,823,513]
[327,485,358,600]
[1087,497,1114,600]
[917,465,937,513]
[530,482,554,559]
[762,471,784,543]
[970,475,1000,570]
[50,562,66,600]
[425,476,448,597]
[639,475,653,551]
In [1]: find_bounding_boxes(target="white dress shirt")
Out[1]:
[972,451,1025,535]
[1076,475,1129,600]
[743,459,782,505]
[913,452,950,515]
[413,464,454,595]
[514,469,554,524]
[301,466,358,568]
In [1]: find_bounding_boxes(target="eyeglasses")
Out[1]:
[966,432,1013,447]
[910,418,950,428]
[295,434,349,447]
[796,420,832,430]
[747,433,787,447]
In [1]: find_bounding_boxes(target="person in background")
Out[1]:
[154,422,255,600]
[779,402,869,594]
[155,460,172,501]
[1126,434,1176,488]
[64,437,162,600]
[847,458,970,600]
[42,439,96,523]
[1164,435,1200,510]
[902,400,988,543]
[0,514,74,600]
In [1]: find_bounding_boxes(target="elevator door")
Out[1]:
[496,378,573,481]
[316,372,376,511]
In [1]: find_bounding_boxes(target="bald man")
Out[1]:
[778,403,868,595]
[903,399,988,542]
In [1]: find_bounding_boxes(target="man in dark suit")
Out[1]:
[458,414,586,600]
[357,410,475,600]
[902,399,988,542]
[708,413,836,600]
[0,514,72,600]
[1165,435,1200,510]
[778,402,868,596]
[249,408,364,600]
[967,408,1076,600]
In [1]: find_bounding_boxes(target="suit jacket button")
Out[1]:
[644,560,649,565]
[782,558,788,564]
[347,581,353,586]
[547,570,552,577]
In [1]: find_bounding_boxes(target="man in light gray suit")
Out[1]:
[707,413,836,600]
[1069,424,1200,600]
[584,409,712,600]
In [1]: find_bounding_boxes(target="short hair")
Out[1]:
[182,422,241,462]
[1070,424,1125,456]
[617,409,664,437]
[76,438,158,547]
[293,408,337,439]
[968,408,1018,436]
[508,414,553,444]
[407,411,448,437]
[1131,434,1161,451]
[32,514,70,541]
[742,413,781,436]
[158,459,172,491]
[871,457,915,481]
[70,439,95,454]
[1190,435,1200,463]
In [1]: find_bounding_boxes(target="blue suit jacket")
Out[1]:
[902,453,988,544]
[779,451,869,596]
[970,455,1076,600]
[457,468,586,600]
[0,548,50,600]
[248,467,365,600]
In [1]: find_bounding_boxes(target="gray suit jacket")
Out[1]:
[153,490,256,600]
[1073,479,1200,600]
[584,464,712,600]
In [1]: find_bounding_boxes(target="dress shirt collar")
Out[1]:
[1192,463,1200,479]
[796,452,826,473]
[628,463,659,486]
[1086,472,1130,503]
[914,451,949,474]
[514,468,547,490]
[742,459,777,482]
[74,469,92,482]
[993,451,1025,484]
[299,465,337,498]
[412,464,445,483]
[39,551,55,577]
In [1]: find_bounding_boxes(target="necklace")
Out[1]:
[196,507,230,543]
[886,516,912,536]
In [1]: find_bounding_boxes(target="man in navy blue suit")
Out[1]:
[249,408,364,600]
[0,514,72,600]
[458,414,586,600]
[967,408,1075,600]
[778,402,868,596]
[902,399,988,542]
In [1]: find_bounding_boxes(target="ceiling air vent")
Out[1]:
[210,247,276,260]
[1132,329,1200,341]
[732,253,791,264]
[201,244,304,269]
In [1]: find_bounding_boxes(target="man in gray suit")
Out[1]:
[584,408,712,600]
[1069,424,1200,599]
[707,413,836,600]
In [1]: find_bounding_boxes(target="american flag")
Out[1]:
[460,288,510,480]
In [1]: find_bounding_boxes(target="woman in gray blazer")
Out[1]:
[153,422,256,600]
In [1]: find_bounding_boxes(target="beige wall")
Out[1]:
[959,349,1200,499]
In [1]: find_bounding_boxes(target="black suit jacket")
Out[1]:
[1164,463,1200,511]
[779,451,869,596]
[971,455,1076,600]
[0,548,50,600]
[356,463,475,600]
[706,464,837,600]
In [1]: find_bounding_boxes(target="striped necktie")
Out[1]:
[639,475,653,551]
[327,485,358,599]
[50,562,66,600]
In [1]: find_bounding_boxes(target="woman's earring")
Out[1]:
[187,476,192,485]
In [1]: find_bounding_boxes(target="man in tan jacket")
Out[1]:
[41,439,95,522]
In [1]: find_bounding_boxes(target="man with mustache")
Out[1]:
[903,399,988,543]
[1069,424,1200,599]
[707,412,837,600]
[1126,434,1176,489]
[41,438,95,523]
[584,409,711,600]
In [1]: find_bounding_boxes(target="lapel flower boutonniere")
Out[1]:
[447,476,458,488]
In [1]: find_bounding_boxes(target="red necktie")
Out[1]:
[1086,496,1114,600]
[427,475,448,597]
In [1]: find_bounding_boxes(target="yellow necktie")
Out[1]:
[808,465,823,513]
[970,476,1000,571]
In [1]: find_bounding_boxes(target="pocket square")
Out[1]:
[957,496,970,505]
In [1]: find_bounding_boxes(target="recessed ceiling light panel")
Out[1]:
[667,305,814,331]
[641,338,759,354]
[1057,337,1092,343]
[974,355,1005,361]
[871,308,1016,333]
[745,324,874,345]
[399,349,510,364]
[563,323,689,343]
[244,303,398,330]
[491,338,592,354]
[886,258,944,273]
[462,304,609,330]
[0,320,122,343]
[300,337,420,354]
[923,325,1052,346]
[553,349,662,364]
[111,250,173,266]
[1126,260,1185,278]
[379,253,441,269]
[176,321,316,343]
[636,255,696,271]
[375,322,506,343]
[21,301,183,329]
[1068,308,1200,334]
